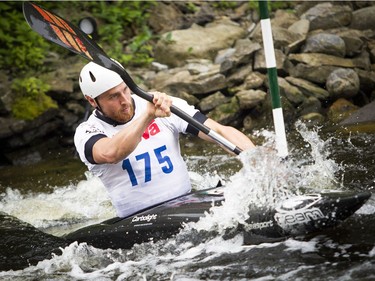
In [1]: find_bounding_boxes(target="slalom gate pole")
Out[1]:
[258,1,288,158]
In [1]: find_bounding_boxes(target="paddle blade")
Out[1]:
[23,2,96,60]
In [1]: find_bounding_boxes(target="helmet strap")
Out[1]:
[94,97,103,112]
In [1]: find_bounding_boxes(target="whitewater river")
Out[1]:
[0,122,374,280]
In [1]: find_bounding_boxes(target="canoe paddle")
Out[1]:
[22,1,242,155]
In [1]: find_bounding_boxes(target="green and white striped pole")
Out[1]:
[258,1,288,158]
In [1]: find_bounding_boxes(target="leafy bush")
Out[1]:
[0,1,157,74]
[89,1,157,66]
[11,77,57,120]
[0,2,51,73]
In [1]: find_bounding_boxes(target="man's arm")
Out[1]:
[197,118,255,154]
[92,92,172,164]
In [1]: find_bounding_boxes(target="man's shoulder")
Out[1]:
[75,115,104,135]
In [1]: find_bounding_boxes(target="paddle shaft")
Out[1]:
[23,2,242,155]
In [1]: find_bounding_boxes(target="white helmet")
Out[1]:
[79,61,123,98]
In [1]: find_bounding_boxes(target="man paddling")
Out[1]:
[74,61,255,218]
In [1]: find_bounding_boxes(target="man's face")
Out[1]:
[96,82,134,123]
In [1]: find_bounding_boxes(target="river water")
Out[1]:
[0,121,374,280]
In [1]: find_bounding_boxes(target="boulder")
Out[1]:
[326,68,360,99]
[285,77,330,100]
[288,52,371,70]
[340,100,375,126]
[328,98,359,124]
[301,3,352,31]
[198,92,230,113]
[154,19,246,67]
[350,6,375,30]
[302,33,346,57]
[235,89,267,110]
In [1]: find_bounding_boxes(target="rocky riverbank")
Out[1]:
[1,1,375,165]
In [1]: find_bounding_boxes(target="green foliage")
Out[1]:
[211,1,239,10]
[89,1,157,67]
[11,77,57,120]
[0,1,157,74]
[186,2,198,13]
[160,32,176,46]
[248,0,294,12]
[0,2,50,73]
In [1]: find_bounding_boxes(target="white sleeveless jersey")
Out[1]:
[74,95,199,218]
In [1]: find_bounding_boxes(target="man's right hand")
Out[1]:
[148,91,172,118]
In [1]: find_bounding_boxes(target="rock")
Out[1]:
[285,77,330,100]
[186,59,213,74]
[243,72,265,89]
[219,39,261,75]
[302,33,346,57]
[335,29,365,57]
[301,3,352,31]
[198,92,230,113]
[154,19,246,67]
[272,9,300,28]
[215,48,236,65]
[0,72,12,115]
[226,64,253,87]
[252,25,303,50]
[350,6,375,30]
[297,96,322,116]
[149,63,227,96]
[278,77,305,106]
[355,68,375,93]
[172,91,200,106]
[285,19,310,54]
[326,68,360,99]
[40,70,74,96]
[235,89,267,110]
[232,38,260,66]
[243,114,254,130]
[207,96,241,125]
[254,49,286,73]
[286,62,338,84]
[0,117,18,139]
[288,52,371,70]
[288,19,310,36]
[340,100,375,125]
[269,26,304,50]
[151,62,169,72]
[148,2,186,33]
[299,112,325,126]
[2,109,61,149]
[328,98,359,124]
[193,3,216,26]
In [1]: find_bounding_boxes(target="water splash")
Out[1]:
[293,121,342,191]
[188,121,343,234]
[0,172,115,231]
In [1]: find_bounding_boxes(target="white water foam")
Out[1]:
[188,121,343,234]
[0,172,115,231]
